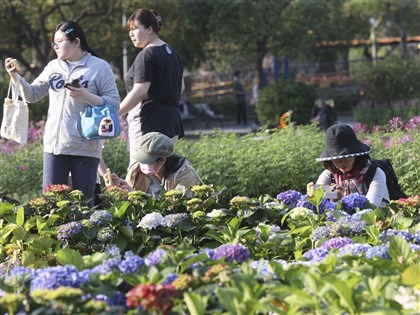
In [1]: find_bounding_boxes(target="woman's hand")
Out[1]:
[331,184,345,201]
[4,58,21,82]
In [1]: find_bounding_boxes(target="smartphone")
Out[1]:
[312,184,337,199]
[11,59,22,72]
[64,78,81,88]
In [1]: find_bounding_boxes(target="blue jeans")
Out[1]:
[43,153,99,206]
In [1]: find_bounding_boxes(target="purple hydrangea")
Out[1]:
[160,213,188,228]
[296,195,316,212]
[411,244,420,252]
[338,243,372,257]
[365,245,391,260]
[145,248,166,266]
[325,210,349,222]
[341,193,368,214]
[57,221,83,241]
[30,265,87,292]
[249,260,275,278]
[379,229,415,243]
[8,266,36,278]
[118,251,144,274]
[303,248,329,262]
[94,291,126,307]
[91,258,121,275]
[319,198,337,212]
[89,210,113,226]
[276,190,303,207]
[320,237,354,250]
[310,226,332,242]
[213,243,250,263]
[200,248,215,259]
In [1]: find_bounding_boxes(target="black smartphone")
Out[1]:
[64,78,81,88]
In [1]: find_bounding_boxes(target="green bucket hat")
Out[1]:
[132,132,174,164]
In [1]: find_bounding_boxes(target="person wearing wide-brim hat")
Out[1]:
[107,132,201,198]
[308,124,389,207]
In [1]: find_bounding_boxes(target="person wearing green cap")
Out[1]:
[106,132,201,198]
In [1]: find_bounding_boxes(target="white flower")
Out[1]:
[137,212,163,229]
[394,286,420,312]
[289,207,316,220]
[207,209,226,218]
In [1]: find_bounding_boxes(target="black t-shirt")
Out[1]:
[125,44,184,140]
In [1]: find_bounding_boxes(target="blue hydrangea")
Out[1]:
[319,198,337,212]
[200,248,215,259]
[160,213,188,228]
[118,251,144,274]
[249,260,275,278]
[145,248,166,266]
[365,245,391,260]
[213,243,250,263]
[276,190,303,207]
[94,291,126,307]
[91,258,121,275]
[334,216,368,235]
[379,229,415,243]
[414,230,420,244]
[162,273,179,285]
[321,237,354,250]
[57,221,83,241]
[411,244,420,252]
[7,266,35,278]
[338,243,372,257]
[89,210,113,226]
[303,248,329,262]
[341,193,368,214]
[311,226,332,242]
[296,195,316,212]
[30,265,87,292]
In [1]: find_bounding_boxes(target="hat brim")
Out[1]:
[316,142,371,162]
[132,150,161,164]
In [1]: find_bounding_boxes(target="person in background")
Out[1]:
[4,21,120,206]
[118,8,185,167]
[106,132,201,199]
[308,124,389,207]
[233,71,247,126]
[310,98,337,131]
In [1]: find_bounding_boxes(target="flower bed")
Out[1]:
[0,184,419,314]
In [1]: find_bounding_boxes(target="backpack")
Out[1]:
[365,159,407,201]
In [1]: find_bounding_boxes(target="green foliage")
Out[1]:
[256,80,317,127]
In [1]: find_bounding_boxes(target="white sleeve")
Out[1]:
[316,170,333,185]
[366,167,390,207]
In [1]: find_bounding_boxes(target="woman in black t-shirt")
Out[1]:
[118,8,185,165]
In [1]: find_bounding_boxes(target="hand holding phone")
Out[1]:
[311,184,337,199]
[10,59,22,72]
[64,78,81,89]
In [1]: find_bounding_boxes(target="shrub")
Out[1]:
[256,80,317,127]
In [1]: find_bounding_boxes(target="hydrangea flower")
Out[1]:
[310,226,332,242]
[365,245,391,260]
[303,248,329,262]
[289,207,316,220]
[320,237,354,250]
[213,244,250,263]
[91,258,121,275]
[104,244,121,259]
[160,213,188,228]
[341,193,368,214]
[162,273,178,285]
[118,251,144,274]
[96,227,114,242]
[56,221,83,241]
[145,248,166,266]
[276,190,302,208]
[89,210,113,227]
[338,243,372,257]
[29,265,87,292]
[325,210,349,222]
[296,195,316,212]
[137,212,163,229]
[319,198,337,212]
[352,208,373,221]
[249,260,275,278]
[207,209,227,218]
[379,229,415,243]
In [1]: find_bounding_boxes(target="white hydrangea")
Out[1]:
[289,207,316,220]
[394,286,420,312]
[137,212,163,229]
[104,244,121,259]
[207,209,226,218]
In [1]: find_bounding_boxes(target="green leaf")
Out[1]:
[388,236,413,266]
[118,225,134,239]
[16,206,24,226]
[22,251,36,266]
[55,248,84,270]
[0,202,14,216]
[184,292,209,315]
[326,277,356,313]
[401,264,420,286]
[115,201,131,218]
[178,218,196,232]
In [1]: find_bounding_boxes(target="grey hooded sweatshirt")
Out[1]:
[18,53,120,158]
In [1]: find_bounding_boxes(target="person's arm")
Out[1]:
[118,82,151,116]
[366,167,389,207]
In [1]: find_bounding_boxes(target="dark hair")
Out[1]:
[127,8,161,34]
[162,154,185,180]
[234,71,240,77]
[323,155,370,175]
[52,21,98,57]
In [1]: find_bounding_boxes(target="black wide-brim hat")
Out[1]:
[316,124,371,161]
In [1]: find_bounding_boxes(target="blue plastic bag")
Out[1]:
[79,103,121,140]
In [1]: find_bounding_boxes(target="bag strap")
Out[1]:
[364,160,377,190]
[7,79,12,99]
[11,78,28,104]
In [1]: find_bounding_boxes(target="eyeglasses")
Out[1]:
[51,39,69,48]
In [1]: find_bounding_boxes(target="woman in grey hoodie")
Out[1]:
[4,21,120,205]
